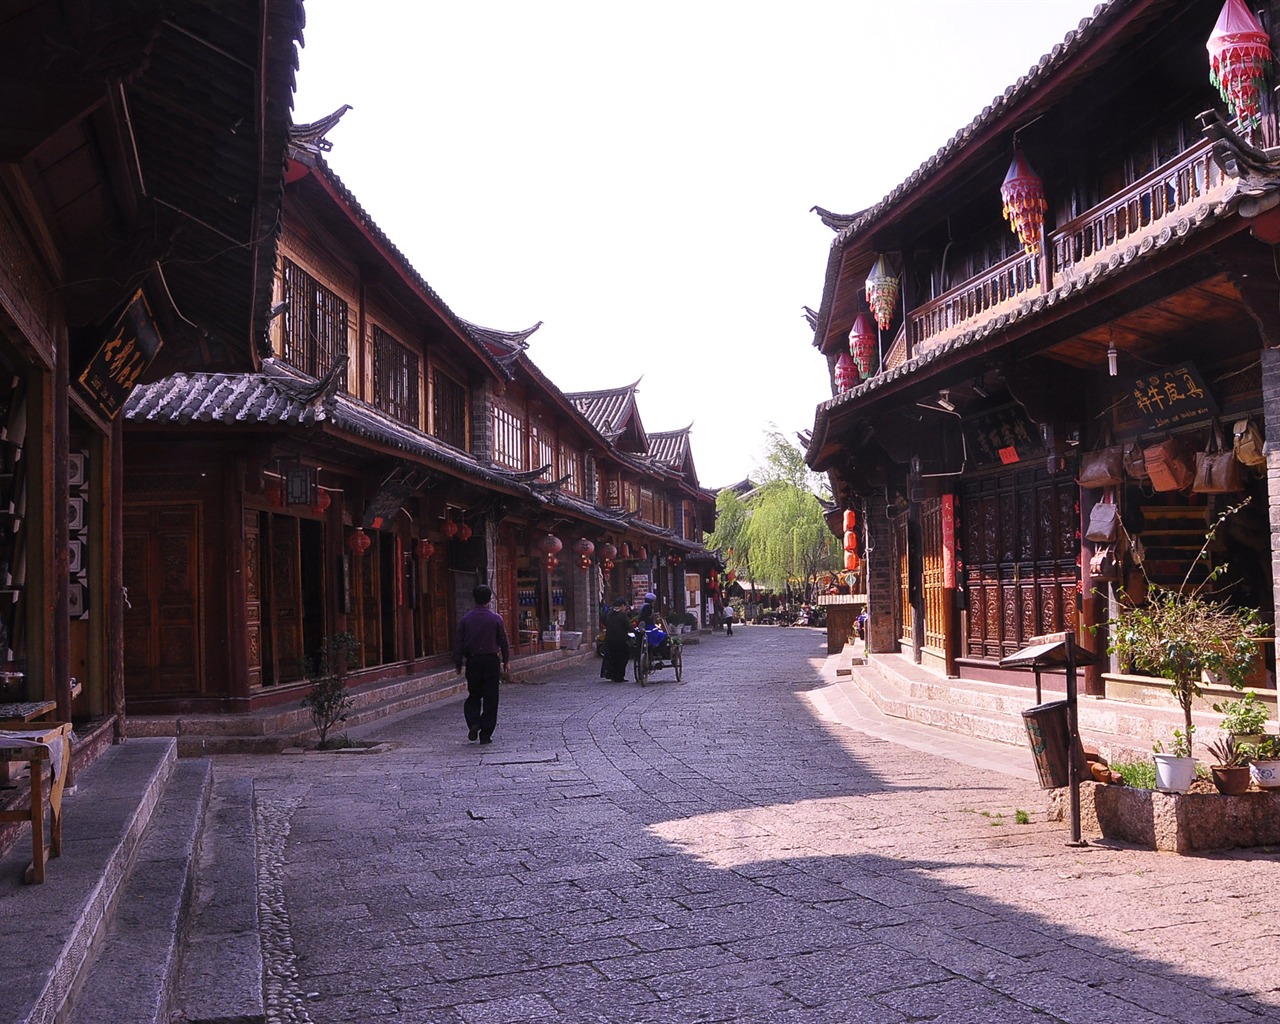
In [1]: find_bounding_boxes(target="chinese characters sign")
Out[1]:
[75,290,163,419]
[961,404,1043,469]
[1125,362,1217,430]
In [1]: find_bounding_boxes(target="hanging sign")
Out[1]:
[75,290,164,419]
[961,404,1043,469]
[941,494,956,589]
[1123,362,1217,431]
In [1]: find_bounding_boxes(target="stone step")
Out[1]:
[65,758,213,1024]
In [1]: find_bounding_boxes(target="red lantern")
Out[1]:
[1208,0,1273,130]
[638,546,648,561]
[602,557,615,572]
[599,542,617,561]
[456,522,473,542]
[843,509,857,531]
[1001,150,1047,256]
[844,552,861,573]
[843,530,859,554]
[848,312,877,378]
[416,539,435,560]
[545,554,559,570]
[834,350,859,393]
[668,553,683,567]
[310,488,331,515]
[263,477,284,508]
[620,542,631,559]
[864,254,899,331]
[574,537,595,558]
[443,519,459,538]
[348,529,372,556]
[726,570,736,582]
[538,533,563,557]
[578,555,591,570]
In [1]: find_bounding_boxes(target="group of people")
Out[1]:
[601,591,657,682]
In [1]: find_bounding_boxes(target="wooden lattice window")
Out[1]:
[372,327,419,427]
[529,416,555,476]
[492,400,525,469]
[432,369,467,449]
[560,447,583,495]
[281,258,347,379]
[639,487,657,523]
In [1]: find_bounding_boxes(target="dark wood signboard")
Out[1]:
[1122,362,1217,431]
[961,404,1044,469]
[75,289,163,419]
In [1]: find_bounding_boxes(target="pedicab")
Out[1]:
[631,622,683,685]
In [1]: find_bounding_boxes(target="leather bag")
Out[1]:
[1143,436,1194,492]
[1193,423,1243,494]
[1085,490,1120,543]
[1123,442,1149,482]
[1233,417,1265,468]
[1078,445,1125,489]
[1089,544,1119,581]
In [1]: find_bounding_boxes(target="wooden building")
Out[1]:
[806,0,1280,695]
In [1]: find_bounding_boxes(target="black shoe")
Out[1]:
[468,727,479,741]
[479,734,492,745]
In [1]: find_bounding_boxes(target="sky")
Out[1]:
[293,0,1106,488]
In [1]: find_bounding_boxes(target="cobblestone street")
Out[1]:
[227,627,1280,1023]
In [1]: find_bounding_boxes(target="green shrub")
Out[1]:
[1111,759,1156,789]
[301,632,362,745]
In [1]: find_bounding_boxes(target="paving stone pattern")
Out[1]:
[219,628,1280,1023]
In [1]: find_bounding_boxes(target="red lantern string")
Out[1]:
[1000,150,1047,256]
[1208,0,1273,130]
[843,508,857,531]
[843,530,859,554]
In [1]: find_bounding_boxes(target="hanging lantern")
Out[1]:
[443,519,459,538]
[668,553,683,567]
[263,476,285,508]
[864,255,899,331]
[599,542,617,561]
[538,533,563,557]
[638,545,648,561]
[574,538,595,557]
[578,554,592,570]
[545,554,559,570]
[843,530,859,554]
[843,509,857,531]
[456,522,473,542]
[848,312,877,378]
[834,350,859,393]
[1208,0,1273,130]
[416,539,435,560]
[844,551,861,573]
[620,542,631,559]
[309,488,331,515]
[348,529,372,556]
[601,557,615,572]
[1000,150,1047,256]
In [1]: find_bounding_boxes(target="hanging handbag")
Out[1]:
[1123,441,1149,482]
[1078,432,1125,489]
[1089,544,1119,581]
[1143,435,1194,492]
[1193,421,1243,494]
[1233,417,1266,468]
[1085,489,1120,543]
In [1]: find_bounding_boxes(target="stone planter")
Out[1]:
[1058,781,1280,853]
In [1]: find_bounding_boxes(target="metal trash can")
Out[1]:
[1022,700,1072,789]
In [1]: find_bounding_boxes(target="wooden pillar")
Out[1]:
[108,416,125,739]
[52,323,70,723]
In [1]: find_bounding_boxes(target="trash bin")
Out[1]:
[1021,700,1074,790]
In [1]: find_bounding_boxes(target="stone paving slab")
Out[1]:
[213,627,1280,1023]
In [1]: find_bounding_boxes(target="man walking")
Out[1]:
[454,584,510,744]
[724,602,735,636]
[603,596,632,682]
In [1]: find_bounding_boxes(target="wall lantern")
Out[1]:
[1208,0,1273,131]
[843,508,858,531]
[285,465,316,506]
[310,488,332,515]
[348,528,372,556]
[848,312,877,378]
[834,350,859,393]
[456,521,473,542]
[1000,149,1047,256]
[416,539,435,560]
[599,542,617,561]
[864,255,899,331]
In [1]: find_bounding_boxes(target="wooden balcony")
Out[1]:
[902,141,1233,360]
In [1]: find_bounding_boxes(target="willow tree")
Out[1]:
[708,488,753,583]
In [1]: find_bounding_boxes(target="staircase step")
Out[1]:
[0,737,177,1024]
[66,758,212,1024]
[172,774,263,1024]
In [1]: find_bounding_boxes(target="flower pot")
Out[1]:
[1152,753,1197,794]
[1210,765,1252,795]
[1249,759,1280,789]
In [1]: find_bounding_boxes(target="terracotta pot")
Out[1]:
[1210,765,1252,795]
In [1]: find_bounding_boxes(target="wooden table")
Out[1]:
[0,721,71,883]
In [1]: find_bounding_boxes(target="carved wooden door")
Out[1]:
[122,503,202,699]
[267,514,303,682]
[962,468,1078,660]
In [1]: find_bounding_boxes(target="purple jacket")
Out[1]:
[454,606,510,670]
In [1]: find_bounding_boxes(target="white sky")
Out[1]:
[293,0,1106,488]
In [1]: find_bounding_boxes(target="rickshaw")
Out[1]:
[631,623,683,685]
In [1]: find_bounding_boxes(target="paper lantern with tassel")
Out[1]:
[348,529,372,556]
[416,539,435,560]
[599,542,617,562]
[848,312,877,378]
[574,538,595,558]
[443,519,459,538]
[864,255,899,331]
[844,551,861,573]
[1208,0,1273,130]
[456,522,472,542]
[1000,150,1047,256]
[834,350,859,393]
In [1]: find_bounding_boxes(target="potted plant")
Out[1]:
[1241,735,1280,789]
[1212,690,1271,745]
[1106,500,1269,777]
[1152,728,1198,793]
[1204,735,1252,795]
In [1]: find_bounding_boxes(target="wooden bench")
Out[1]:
[0,721,72,883]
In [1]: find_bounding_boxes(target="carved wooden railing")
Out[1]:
[902,140,1231,357]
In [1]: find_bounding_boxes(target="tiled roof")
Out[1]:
[646,427,691,469]
[566,382,642,441]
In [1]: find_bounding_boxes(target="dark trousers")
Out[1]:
[726,618,733,636]
[603,641,630,681]
[463,653,502,737]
